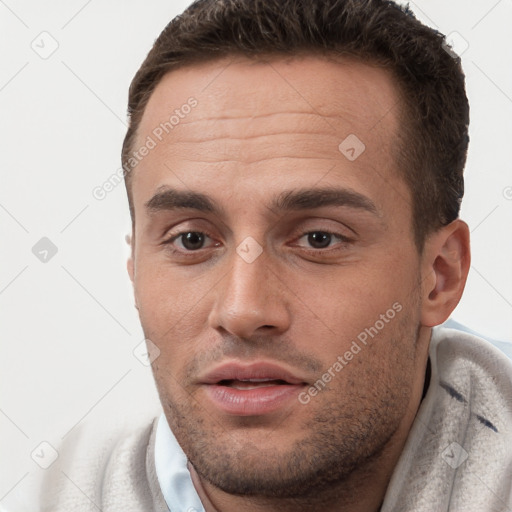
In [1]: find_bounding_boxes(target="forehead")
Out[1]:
[138,54,401,141]
[131,55,409,223]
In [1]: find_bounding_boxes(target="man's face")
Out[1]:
[128,56,428,498]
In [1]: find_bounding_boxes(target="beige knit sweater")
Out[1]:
[39,328,512,511]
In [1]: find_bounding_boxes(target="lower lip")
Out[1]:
[204,384,304,416]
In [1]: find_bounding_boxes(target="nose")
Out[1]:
[208,245,291,339]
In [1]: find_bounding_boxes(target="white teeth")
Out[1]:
[225,379,283,390]
[232,382,276,390]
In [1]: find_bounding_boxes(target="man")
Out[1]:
[41,0,512,510]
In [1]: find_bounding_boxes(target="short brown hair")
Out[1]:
[122,0,469,250]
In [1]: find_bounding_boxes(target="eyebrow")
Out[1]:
[144,186,379,216]
[272,188,378,215]
[145,187,219,214]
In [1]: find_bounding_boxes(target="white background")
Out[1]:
[1,1,511,509]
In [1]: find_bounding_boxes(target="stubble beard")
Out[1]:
[157,306,421,503]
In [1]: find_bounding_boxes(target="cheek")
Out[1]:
[134,277,215,388]
[304,268,413,338]
[135,262,206,329]
[298,259,417,356]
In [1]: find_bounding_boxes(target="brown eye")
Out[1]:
[298,231,349,249]
[178,232,207,250]
[306,232,332,249]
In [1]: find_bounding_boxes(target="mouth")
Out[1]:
[217,378,290,390]
[200,362,308,416]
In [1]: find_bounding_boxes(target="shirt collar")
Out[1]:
[154,413,205,512]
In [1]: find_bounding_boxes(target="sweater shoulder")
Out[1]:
[39,414,168,512]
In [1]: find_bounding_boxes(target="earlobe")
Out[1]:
[420,220,471,327]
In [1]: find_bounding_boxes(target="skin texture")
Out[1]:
[127,56,470,512]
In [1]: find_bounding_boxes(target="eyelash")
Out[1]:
[294,231,352,254]
[163,229,219,255]
[162,229,353,256]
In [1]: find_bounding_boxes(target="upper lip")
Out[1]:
[199,361,307,385]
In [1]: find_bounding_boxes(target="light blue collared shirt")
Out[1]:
[154,414,205,512]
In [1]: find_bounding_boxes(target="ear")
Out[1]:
[126,232,135,284]
[420,219,471,327]
[126,232,139,310]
